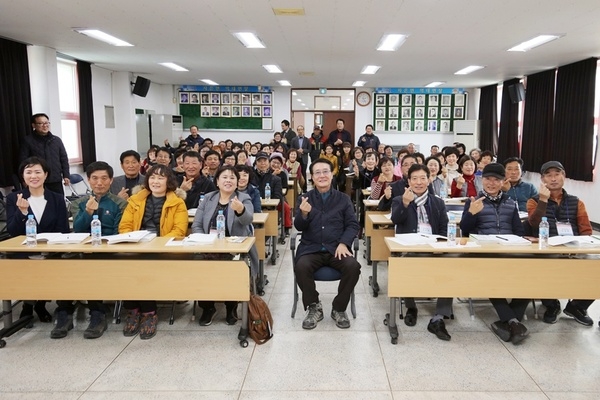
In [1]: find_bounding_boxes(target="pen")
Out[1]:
[496,235,509,241]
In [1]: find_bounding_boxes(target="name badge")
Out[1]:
[418,223,432,235]
[556,222,573,236]
[209,228,218,235]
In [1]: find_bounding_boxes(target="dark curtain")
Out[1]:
[496,78,520,162]
[0,38,32,187]
[521,69,555,173]
[77,60,96,167]
[551,58,597,181]
[478,84,498,154]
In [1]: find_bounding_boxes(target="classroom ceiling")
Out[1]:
[1,0,600,89]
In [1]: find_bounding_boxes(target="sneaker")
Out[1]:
[404,307,418,327]
[50,311,73,339]
[563,303,593,326]
[84,311,107,339]
[225,306,238,326]
[509,321,529,344]
[199,307,217,326]
[139,312,158,340]
[331,309,351,329]
[543,301,562,324]
[302,302,323,330]
[491,320,511,342]
[123,309,140,337]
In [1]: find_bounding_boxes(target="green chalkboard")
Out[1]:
[180,104,268,130]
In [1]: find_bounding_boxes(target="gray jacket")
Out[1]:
[110,174,145,196]
[191,190,253,235]
[290,135,311,164]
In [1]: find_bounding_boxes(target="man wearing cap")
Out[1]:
[309,126,326,164]
[527,161,595,326]
[460,163,529,345]
[501,157,538,211]
[357,124,381,151]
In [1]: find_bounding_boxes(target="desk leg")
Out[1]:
[270,236,277,265]
[384,297,399,345]
[257,260,267,296]
[238,301,249,348]
[366,236,372,265]
[0,300,33,348]
[369,261,379,297]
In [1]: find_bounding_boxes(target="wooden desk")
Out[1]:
[0,236,255,348]
[261,198,280,265]
[251,213,269,295]
[285,178,296,211]
[382,238,600,344]
[366,213,394,297]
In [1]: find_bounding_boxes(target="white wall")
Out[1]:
[27,46,61,136]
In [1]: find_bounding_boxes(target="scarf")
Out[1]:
[482,191,502,204]
[414,192,429,224]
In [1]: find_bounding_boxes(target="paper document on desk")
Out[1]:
[470,234,530,245]
[391,233,447,246]
[23,232,89,245]
[548,235,600,247]
[429,241,480,249]
[98,230,156,244]
[188,208,197,217]
[182,233,218,245]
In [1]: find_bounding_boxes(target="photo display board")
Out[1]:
[178,85,273,130]
[373,88,467,132]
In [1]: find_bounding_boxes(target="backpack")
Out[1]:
[248,294,273,344]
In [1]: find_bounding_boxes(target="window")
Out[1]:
[57,58,82,163]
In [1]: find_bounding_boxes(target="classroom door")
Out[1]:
[322,112,355,145]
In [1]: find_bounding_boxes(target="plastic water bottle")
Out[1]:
[539,216,549,250]
[91,215,102,246]
[216,210,226,239]
[439,182,448,199]
[447,214,457,246]
[25,215,37,247]
[265,183,271,200]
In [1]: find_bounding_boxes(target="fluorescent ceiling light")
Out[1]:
[232,32,266,48]
[263,64,283,73]
[352,81,367,87]
[297,98,302,102]
[377,34,408,51]
[159,62,188,72]
[279,80,292,86]
[200,79,219,85]
[361,65,381,75]
[74,29,133,46]
[507,35,562,52]
[454,65,484,75]
[425,81,445,88]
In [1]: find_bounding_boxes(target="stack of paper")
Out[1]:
[470,234,531,246]
[390,233,447,246]
[99,230,157,244]
[23,232,89,245]
[187,208,197,217]
[183,233,218,245]
[548,236,600,247]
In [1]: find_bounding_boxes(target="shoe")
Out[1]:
[404,307,418,327]
[139,312,158,340]
[302,302,324,330]
[225,306,238,325]
[19,302,34,319]
[50,311,73,339]
[563,303,593,326]
[509,321,529,344]
[123,309,140,337]
[34,301,53,322]
[543,301,562,324]
[285,228,290,237]
[427,319,451,341]
[199,307,217,326]
[331,309,351,329]
[84,311,107,339]
[491,320,511,342]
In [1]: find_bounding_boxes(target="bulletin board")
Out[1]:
[178,85,273,130]
[373,88,467,133]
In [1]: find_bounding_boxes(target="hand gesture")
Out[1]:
[384,185,392,200]
[441,166,448,178]
[180,176,194,192]
[299,196,311,216]
[402,187,414,207]
[85,195,99,214]
[230,196,244,213]
[16,193,29,214]
[468,196,485,215]
[63,177,71,186]
[539,183,550,202]
[501,179,511,192]
[334,138,342,146]
[457,175,466,186]
[192,143,200,152]
[353,163,359,176]
[164,138,170,146]
[202,166,210,177]
[117,187,130,200]
[334,243,352,260]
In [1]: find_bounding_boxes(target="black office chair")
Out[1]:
[290,232,358,319]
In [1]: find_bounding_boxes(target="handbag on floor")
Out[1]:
[248,294,273,344]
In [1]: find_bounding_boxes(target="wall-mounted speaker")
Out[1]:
[508,82,525,104]
[132,76,151,97]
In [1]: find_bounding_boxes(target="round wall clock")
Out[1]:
[356,91,371,107]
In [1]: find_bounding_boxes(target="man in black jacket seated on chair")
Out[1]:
[294,158,361,330]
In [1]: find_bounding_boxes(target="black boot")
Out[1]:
[225,303,238,325]
[34,301,53,322]
[20,302,34,319]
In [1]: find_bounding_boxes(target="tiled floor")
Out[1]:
[2,237,600,399]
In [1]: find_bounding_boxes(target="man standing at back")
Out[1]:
[20,113,70,195]
[357,124,380,151]
[290,125,311,191]
[184,125,204,148]
[527,161,595,326]
[294,158,360,330]
[281,119,296,145]
[327,118,352,155]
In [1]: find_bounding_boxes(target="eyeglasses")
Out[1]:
[35,122,51,126]
[312,170,331,177]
